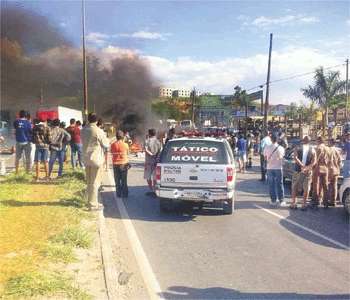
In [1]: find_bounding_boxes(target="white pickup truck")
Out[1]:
[155,137,236,214]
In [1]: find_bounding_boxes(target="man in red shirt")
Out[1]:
[66,118,84,169]
[111,130,129,198]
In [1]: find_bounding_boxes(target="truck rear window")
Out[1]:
[161,140,228,164]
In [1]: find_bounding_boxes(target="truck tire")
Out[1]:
[159,198,173,212]
[223,198,233,215]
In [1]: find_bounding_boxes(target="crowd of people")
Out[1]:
[258,131,343,211]
[11,110,348,212]
[13,110,84,181]
[12,110,132,210]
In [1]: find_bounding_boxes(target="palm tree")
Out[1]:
[233,86,256,137]
[302,67,345,135]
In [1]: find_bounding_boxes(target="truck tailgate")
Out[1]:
[160,163,227,188]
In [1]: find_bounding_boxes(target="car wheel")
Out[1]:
[223,198,233,215]
[159,198,173,212]
[344,191,350,215]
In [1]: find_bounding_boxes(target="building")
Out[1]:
[172,89,192,98]
[269,104,289,116]
[159,87,173,98]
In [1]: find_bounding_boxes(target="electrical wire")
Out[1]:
[246,63,346,92]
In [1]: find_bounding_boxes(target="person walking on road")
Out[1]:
[264,133,286,207]
[342,132,350,178]
[111,130,130,198]
[311,136,330,209]
[48,119,71,179]
[14,110,33,174]
[66,118,84,169]
[144,129,162,196]
[328,138,342,207]
[237,134,247,173]
[32,118,52,181]
[290,136,316,211]
[260,131,272,181]
[81,113,110,210]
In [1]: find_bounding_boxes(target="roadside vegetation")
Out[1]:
[0,168,94,299]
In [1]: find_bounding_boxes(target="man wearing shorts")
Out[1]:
[144,129,162,195]
[290,136,316,211]
[32,119,52,181]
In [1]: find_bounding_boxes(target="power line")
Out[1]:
[246,63,346,92]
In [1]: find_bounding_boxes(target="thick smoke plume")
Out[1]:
[1,3,157,135]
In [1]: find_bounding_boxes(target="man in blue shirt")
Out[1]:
[237,134,247,173]
[14,110,32,173]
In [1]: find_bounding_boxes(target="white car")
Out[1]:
[338,177,350,215]
[155,137,236,214]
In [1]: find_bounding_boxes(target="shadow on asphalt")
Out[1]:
[160,286,349,299]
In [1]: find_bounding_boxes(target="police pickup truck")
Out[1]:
[155,137,236,214]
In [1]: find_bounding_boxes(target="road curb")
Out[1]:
[98,195,119,299]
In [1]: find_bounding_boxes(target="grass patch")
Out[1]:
[0,166,93,298]
[41,242,76,264]
[50,226,92,249]
[4,271,91,299]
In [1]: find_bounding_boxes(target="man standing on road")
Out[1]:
[144,129,162,196]
[290,136,316,211]
[260,131,272,181]
[111,130,129,198]
[342,132,350,178]
[264,133,286,207]
[237,134,247,173]
[14,110,33,174]
[81,113,110,210]
[311,136,329,209]
[328,138,342,207]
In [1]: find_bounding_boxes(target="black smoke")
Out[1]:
[0,2,157,135]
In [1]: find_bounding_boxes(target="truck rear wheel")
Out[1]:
[223,198,233,215]
[159,198,173,212]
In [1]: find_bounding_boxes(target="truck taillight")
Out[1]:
[155,165,161,181]
[227,167,234,182]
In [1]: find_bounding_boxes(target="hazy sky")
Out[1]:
[18,0,350,104]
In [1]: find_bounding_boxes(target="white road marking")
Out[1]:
[254,204,350,250]
[107,169,163,300]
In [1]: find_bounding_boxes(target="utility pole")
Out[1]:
[82,0,88,120]
[346,58,349,122]
[264,33,273,131]
[40,86,44,106]
[191,87,196,125]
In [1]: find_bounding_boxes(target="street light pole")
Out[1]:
[264,33,273,131]
[82,0,88,120]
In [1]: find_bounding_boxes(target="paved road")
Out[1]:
[104,157,350,299]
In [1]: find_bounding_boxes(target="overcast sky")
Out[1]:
[20,0,350,104]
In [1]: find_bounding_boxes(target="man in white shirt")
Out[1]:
[264,133,286,207]
[260,131,272,181]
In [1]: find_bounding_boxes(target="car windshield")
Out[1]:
[161,140,228,164]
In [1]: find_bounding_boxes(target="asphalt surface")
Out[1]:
[106,157,350,299]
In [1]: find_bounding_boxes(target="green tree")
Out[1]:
[301,67,345,134]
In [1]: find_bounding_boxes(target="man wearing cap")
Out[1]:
[290,136,316,210]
